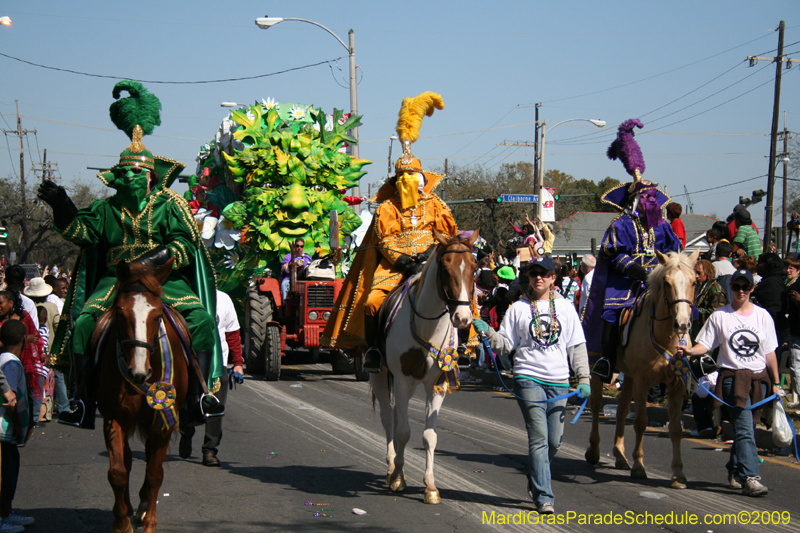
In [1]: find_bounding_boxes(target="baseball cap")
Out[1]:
[528,256,555,273]
[730,269,754,285]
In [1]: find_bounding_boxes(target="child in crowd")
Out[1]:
[0,319,35,532]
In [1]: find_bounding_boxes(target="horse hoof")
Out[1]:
[614,457,631,470]
[389,475,407,492]
[424,489,441,504]
[585,449,599,465]
[631,468,648,480]
[113,521,135,533]
[671,479,687,489]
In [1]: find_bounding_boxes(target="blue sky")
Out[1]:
[1,1,798,229]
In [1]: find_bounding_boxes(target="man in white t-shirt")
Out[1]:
[676,269,780,498]
[179,290,243,467]
[712,241,736,277]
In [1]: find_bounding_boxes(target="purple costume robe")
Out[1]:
[582,212,680,352]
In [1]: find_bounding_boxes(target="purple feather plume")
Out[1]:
[606,119,645,177]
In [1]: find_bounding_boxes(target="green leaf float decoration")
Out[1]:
[195,99,371,294]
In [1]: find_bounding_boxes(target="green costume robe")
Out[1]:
[50,159,223,390]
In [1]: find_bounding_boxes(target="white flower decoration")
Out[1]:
[289,105,308,120]
[261,97,279,110]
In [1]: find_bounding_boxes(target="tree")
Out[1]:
[433,162,621,250]
[0,175,108,266]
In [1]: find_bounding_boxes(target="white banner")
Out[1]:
[541,188,556,222]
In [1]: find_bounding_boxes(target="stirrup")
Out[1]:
[363,347,382,373]
[200,393,225,418]
[57,399,85,427]
[591,358,613,383]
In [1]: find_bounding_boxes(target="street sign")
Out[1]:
[501,194,538,203]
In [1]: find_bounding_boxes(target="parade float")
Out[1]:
[189,99,370,380]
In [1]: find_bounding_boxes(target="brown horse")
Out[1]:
[585,250,699,489]
[95,258,189,533]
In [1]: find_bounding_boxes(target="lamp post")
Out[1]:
[537,118,606,217]
[256,17,359,209]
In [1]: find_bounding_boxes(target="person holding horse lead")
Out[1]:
[474,256,590,515]
[37,81,224,430]
[322,92,458,371]
[676,269,780,497]
[583,119,681,383]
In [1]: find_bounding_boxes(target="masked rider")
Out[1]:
[583,119,681,382]
[38,81,224,429]
[322,92,458,372]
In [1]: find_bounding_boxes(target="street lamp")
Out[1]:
[388,135,398,177]
[537,118,606,217]
[220,102,242,108]
[0,16,11,26]
[256,16,360,209]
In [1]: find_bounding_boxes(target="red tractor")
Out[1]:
[244,267,368,382]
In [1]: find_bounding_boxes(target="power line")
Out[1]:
[0,52,344,84]
[518,31,777,106]
[447,106,519,158]
[671,174,767,198]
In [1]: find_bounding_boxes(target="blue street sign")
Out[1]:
[501,194,538,203]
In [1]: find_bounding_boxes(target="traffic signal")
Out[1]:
[751,189,766,205]
[0,222,6,248]
[483,197,502,205]
[554,193,561,201]
[770,227,782,248]
[739,195,753,207]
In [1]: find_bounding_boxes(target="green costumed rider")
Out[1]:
[38,81,224,429]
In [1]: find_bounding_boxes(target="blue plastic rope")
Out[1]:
[682,355,798,460]
[479,333,588,424]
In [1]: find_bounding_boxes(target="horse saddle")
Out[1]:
[619,292,647,349]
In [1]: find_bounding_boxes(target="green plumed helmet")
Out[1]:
[109,80,161,170]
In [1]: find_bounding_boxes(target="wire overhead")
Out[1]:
[0,52,344,84]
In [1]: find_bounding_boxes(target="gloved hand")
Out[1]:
[38,179,78,228]
[132,246,171,269]
[577,383,591,399]
[228,368,244,390]
[395,254,423,275]
[627,264,649,286]
[472,318,491,335]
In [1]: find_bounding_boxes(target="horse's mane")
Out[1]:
[647,252,695,302]
[418,235,473,278]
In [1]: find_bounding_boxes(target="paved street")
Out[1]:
[16,362,800,532]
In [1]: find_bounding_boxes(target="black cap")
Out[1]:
[730,269,754,285]
[528,256,556,273]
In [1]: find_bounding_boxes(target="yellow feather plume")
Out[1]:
[396,92,445,144]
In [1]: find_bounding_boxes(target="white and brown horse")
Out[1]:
[585,250,699,488]
[371,230,479,504]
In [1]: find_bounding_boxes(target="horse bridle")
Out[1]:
[652,295,693,322]
[410,246,474,321]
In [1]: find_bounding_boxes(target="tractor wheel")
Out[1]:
[245,286,273,376]
[309,347,321,364]
[330,349,354,374]
[264,324,282,381]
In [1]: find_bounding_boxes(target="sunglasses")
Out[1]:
[528,270,553,279]
[731,283,752,292]
[115,166,144,177]
[294,244,304,248]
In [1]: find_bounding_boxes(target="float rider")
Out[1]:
[322,92,458,372]
[583,119,681,382]
[38,80,224,429]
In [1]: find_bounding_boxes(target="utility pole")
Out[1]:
[780,116,792,255]
[533,103,541,198]
[747,21,795,241]
[32,148,61,182]
[2,100,37,256]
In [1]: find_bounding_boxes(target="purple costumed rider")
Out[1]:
[584,119,681,382]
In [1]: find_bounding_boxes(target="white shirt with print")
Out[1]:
[694,304,778,373]
[216,290,240,367]
[498,295,585,382]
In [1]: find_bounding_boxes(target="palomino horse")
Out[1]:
[371,230,479,504]
[95,258,189,533]
[585,250,699,488]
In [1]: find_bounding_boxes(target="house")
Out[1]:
[551,212,718,258]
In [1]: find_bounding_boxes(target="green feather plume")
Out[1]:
[109,80,162,140]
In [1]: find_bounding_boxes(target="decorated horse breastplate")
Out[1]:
[100,319,179,431]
